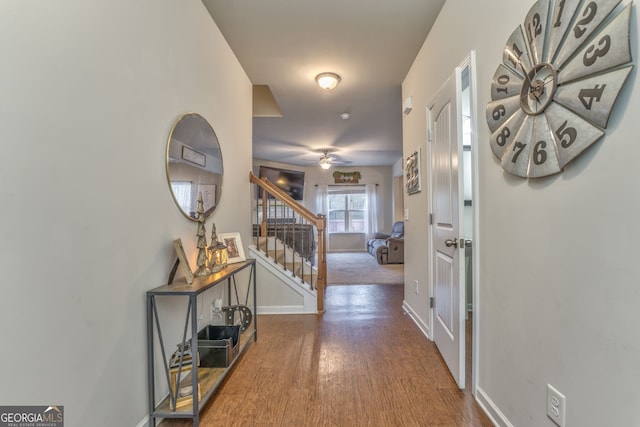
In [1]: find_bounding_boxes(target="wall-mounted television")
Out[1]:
[258,165,305,201]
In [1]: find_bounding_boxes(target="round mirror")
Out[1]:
[166,113,223,221]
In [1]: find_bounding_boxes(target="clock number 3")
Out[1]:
[583,34,611,67]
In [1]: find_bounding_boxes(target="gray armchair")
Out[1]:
[367,221,404,264]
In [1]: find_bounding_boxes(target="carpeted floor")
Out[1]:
[326,251,404,285]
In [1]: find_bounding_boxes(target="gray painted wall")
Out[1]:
[403,0,640,426]
[0,1,252,425]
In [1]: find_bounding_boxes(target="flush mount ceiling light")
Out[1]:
[315,72,341,91]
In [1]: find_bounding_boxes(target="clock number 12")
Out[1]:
[527,13,543,42]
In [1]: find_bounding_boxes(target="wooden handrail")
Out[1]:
[249,172,323,228]
[249,171,326,313]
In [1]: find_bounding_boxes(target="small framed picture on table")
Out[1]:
[219,233,246,264]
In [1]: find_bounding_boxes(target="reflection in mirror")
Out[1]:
[166,113,223,221]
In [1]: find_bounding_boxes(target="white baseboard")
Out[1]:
[402,299,431,340]
[475,386,513,427]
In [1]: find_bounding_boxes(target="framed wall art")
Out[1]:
[405,148,421,194]
[219,232,246,264]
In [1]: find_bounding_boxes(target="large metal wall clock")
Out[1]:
[486,0,633,178]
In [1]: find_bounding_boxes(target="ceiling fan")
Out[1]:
[318,149,350,170]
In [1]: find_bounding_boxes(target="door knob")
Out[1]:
[445,238,458,248]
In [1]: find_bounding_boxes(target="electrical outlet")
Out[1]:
[547,384,566,427]
[210,299,223,323]
[414,280,419,295]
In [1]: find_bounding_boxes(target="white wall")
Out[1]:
[403,0,640,426]
[0,1,252,426]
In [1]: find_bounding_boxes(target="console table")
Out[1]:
[146,259,256,426]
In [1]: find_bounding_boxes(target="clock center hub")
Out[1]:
[520,62,558,115]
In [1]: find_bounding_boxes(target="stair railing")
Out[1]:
[249,171,326,313]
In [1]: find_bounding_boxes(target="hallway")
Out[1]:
[162,285,492,426]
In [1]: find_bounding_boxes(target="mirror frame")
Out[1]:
[166,112,223,221]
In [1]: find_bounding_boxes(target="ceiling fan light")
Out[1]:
[315,72,341,91]
[319,157,332,169]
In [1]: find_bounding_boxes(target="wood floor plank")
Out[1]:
[160,285,493,426]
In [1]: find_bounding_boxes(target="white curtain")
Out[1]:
[316,184,328,215]
[366,183,378,240]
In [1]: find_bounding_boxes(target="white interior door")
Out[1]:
[429,69,466,389]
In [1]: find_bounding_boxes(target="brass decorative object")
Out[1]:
[208,224,228,273]
[194,193,212,277]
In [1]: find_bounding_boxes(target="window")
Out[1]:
[171,181,192,214]
[327,188,367,233]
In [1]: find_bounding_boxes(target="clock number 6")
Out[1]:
[533,141,547,165]
[555,121,577,148]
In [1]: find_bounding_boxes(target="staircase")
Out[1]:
[249,172,327,313]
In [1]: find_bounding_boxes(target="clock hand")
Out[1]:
[518,59,533,85]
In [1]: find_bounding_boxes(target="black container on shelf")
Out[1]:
[197,325,240,367]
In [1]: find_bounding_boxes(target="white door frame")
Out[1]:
[427,51,480,395]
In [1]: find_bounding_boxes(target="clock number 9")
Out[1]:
[496,127,511,147]
[533,141,547,165]
[583,34,611,67]
[555,121,577,148]
[492,105,506,121]
[573,2,597,39]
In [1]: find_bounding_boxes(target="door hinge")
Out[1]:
[430,297,434,308]
[428,129,433,142]
[429,213,433,225]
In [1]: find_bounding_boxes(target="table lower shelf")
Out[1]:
[153,327,256,417]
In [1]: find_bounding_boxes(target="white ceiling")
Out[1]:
[202,0,446,168]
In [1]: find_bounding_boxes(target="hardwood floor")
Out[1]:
[160,285,492,426]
